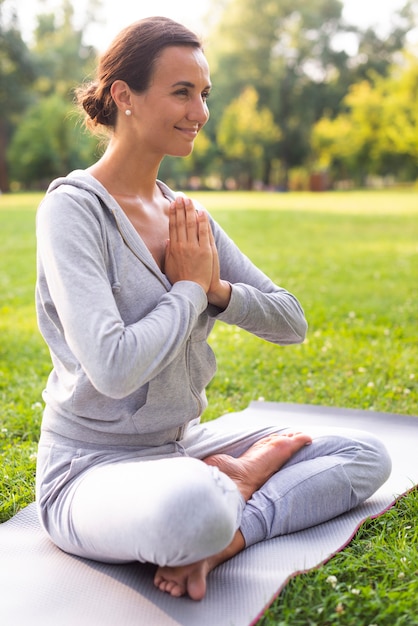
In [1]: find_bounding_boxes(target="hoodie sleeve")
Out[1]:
[206,214,308,345]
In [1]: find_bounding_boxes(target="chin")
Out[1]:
[170,146,195,158]
[166,142,194,157]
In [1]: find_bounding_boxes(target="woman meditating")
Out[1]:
[35,16,391,601]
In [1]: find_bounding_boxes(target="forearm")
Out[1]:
[206,216,308,344]
[210,282,307,345]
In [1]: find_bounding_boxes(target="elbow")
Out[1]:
[296,317,308,343]
[281,293,308,344]
[282,315,307,345]
[91,376,132,400]
[88,364,139,400]
[289,298,308,343]
[101,382,134,400]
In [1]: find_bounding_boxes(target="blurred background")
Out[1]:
[1,0,418,192]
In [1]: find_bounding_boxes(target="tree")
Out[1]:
[205,0,416,187]
[0,0,36,191]
[206,0,350,186]
[312,53,418,184]
[2,0,100,190]
[377,53,418,178]
[347,0,418,82]
[7,94,99,188]
[216,86,281,188]
[30,0,97,98]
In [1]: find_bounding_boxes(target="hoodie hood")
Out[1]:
[46,169,177,211]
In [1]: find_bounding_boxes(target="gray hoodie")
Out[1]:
[36,170,307,446]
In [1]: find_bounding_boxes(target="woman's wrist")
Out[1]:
[207,280,232,311]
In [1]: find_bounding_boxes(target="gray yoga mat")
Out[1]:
[1,401,417,626]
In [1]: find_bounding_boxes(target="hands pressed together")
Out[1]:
[164,196,231,310]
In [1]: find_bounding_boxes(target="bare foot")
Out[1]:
[203,432,312,501]
[154,432,311,600]
[154,530,245,600]
[154,559,210,601]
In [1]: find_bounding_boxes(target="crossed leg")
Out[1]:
[154,431,312,600]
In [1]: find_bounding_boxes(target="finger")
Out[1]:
[168,201,178,242]
[207,220,216,248]
[175,196,187,242]
[196,209,211,246]
[184,197,199,242]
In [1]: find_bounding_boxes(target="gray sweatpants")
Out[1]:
[36,414,391,566]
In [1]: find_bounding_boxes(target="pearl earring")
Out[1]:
[125,109,132,116]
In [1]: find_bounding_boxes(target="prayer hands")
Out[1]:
[164,196,231,309]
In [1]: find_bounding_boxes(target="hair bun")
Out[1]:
[76,81,116,129]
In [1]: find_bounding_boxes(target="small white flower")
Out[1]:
[326,575,338,588]
[367,382,375,388]
[398,572,405,579]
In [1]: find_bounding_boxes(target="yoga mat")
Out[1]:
[1,402,417,626]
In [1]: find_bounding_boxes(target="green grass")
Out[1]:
[193,190,417,420]
[259,487,418,626]
[1,189,417,623]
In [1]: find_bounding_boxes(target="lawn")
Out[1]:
[0,188,417,624]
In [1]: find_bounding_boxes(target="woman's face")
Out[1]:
[130,45,211,158]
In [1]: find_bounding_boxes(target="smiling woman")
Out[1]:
[76,17,212,271]
[34,16,391,604]
[106,46,211,159]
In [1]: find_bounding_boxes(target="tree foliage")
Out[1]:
[0,0,36,190]
[1,0,418,190]
[217,86,281,188]
[312,53,418,184]
[206,0,417,187]
[2,0,99,190]
[207,0,351,184]
[7,94,98,187]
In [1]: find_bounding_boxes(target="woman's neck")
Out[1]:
[88,141,162,201]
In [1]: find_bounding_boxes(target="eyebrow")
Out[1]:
[171,80,212,90]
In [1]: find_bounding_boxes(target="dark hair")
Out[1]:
[76,16,202,130]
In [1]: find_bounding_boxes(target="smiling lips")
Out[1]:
[175,126,199,138]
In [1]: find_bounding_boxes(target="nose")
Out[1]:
[187,95,209,125]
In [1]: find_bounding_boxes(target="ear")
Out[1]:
[110,80,132,113]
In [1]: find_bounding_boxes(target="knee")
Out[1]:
[156,460,241,565]
[347,432,392,503]
[362,433,392,486]
[170,461,241,560]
